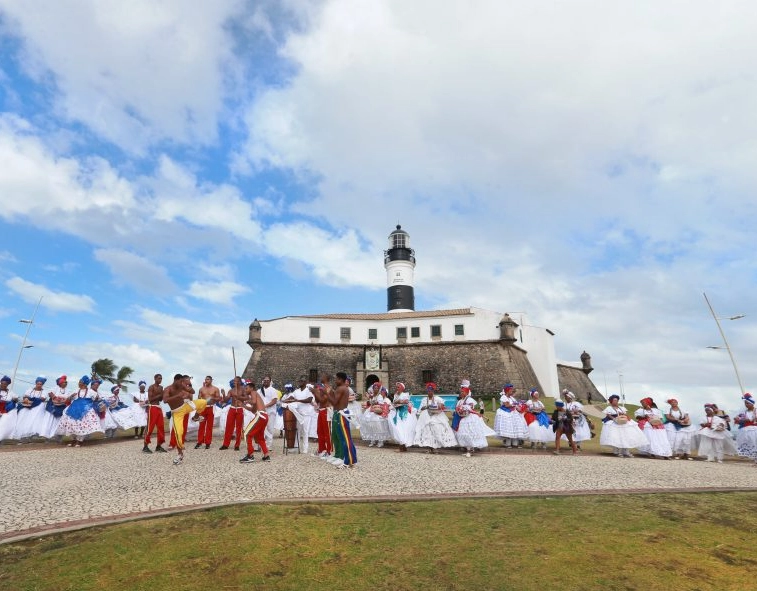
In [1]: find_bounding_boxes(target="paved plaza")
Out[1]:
[2,438,756,542]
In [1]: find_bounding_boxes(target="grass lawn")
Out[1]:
[1,493,756,591]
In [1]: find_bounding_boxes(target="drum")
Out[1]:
[649,417,663,427]
[614,416,629,425]
[283,407,297,448]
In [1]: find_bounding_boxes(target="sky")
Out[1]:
[0,1,755,414]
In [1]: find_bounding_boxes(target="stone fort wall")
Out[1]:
[243,340,544,396]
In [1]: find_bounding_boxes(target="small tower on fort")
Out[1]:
[384,225,416,312]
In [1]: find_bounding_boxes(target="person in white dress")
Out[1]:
[13,376,48,441]
[259,376,282,450]
[129,380,149,439]
[413,383,458,452]
[734,394,757,465]
[494,383,528,448]
[56,375,104,447]
[664,398,695,459]
[360,382,391,447]
[697,403,738,463]
[280,376,317,454]
[388,382,417,452]
[563,391,593,449]
[0,375,19,441]
[345,376,362,430]
[39,375,69,440]
[524,389,552,449]
[453,380,496,457]
[599,394,649,457]
[100,385,140,437]
[634,397,673,459]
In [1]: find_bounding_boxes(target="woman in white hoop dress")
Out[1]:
[599,395,648,457]
[494,383,528,448]
[697,404,737,463]
[413,383,457,451]
[453,380,496,457]
[13,376,49,440]
[524,389,552,449]
[634,397,673,459]
[734,394,757,464]
[388,382,417,452]
[56,375,104,447]
[664,398,696,459]
[360,383,392,447]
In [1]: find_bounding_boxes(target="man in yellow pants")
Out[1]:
[164,374,206,465]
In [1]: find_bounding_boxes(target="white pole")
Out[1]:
[11,296,42,387]
[704,292,745,395]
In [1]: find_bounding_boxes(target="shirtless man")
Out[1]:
[220,377,247,451]
[195,376,221,450]
[169,375,195,450]
[240,380,270,463]
[143,374,166,453]
[313,373,333,458]
[163,374,207,465]
[327,372,357,468]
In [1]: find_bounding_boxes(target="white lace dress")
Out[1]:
[493,393,528,440]
[388,392,418,447]
[634,408,673,457]
[413,395,457,449]
[454,395,496,449]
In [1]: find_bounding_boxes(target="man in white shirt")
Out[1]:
[281,376,316,454]
[259,376,281,451]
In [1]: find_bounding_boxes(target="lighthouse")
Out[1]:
[384,225,416,312]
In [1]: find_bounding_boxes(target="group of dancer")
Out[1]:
[2,371,756,466]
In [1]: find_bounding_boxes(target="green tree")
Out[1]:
[91,358,117,383]
[116,366,136,392]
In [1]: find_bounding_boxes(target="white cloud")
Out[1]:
[94,248,177,295]
[53,342,165,374]
[187,280,249,306]
[5,276,96,313]
[0,0,244,151]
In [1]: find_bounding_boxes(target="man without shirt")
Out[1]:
[313,373,333,457]
[220,377,246,451]
[143,374,167,453]
[327,372,357,468]
[163,374,207,465]
[195,376,221,449]
[168,375,195,449]
[240,380,270,463]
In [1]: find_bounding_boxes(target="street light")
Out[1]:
[10,297,42,387]
[703,292,745,395]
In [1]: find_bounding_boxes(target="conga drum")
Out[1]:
[283,407,297,448]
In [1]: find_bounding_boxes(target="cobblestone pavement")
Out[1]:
[2,438,756,539]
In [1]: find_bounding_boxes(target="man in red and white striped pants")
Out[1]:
[220,377,246,451]
[143,374,167,453]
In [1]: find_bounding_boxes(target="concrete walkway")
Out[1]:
[2,440,755,542]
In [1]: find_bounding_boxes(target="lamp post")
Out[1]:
[703,292,745,395]
[11,296,42,387]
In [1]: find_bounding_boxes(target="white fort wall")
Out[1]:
[256,307,560,396]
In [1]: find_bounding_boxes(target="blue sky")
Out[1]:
[0,1,755,414]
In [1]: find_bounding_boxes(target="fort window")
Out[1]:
[454,324,465,336]
[430,325,442,338]
[422,370,435,384]
[396,327,407,339]
[308,369,318,383]
[309,326,320,339]
[368,328,378,340]
[340,327,351,340]
[410,326,420,338]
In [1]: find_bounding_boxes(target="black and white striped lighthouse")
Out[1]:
[384,225,416,312]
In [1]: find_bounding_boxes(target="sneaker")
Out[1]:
[553,451,561,455]
[239,455,254,463]
[377,441,384,448]
[142,445,153,454]
[205,444,211,450]
[464,452,471,458]
[716,459,723,464]
[155,446,167,453]
[219,445,229,450]
[368,441,375,447]
[261,455,271,462]
[172,456,184,465]
[234,446,240,451]
[194,443,202,449]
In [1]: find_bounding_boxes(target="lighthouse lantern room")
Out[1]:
[384,224,416,312]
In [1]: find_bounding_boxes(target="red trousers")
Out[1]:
[196,406,214,445]
[144,405,165,446]
[169,414,189,448]
[317,408,332,454]
[244,411,269,455]
[222,407,244,447]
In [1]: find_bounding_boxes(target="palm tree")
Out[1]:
[91,358,117,383]
[116,366,136,392]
